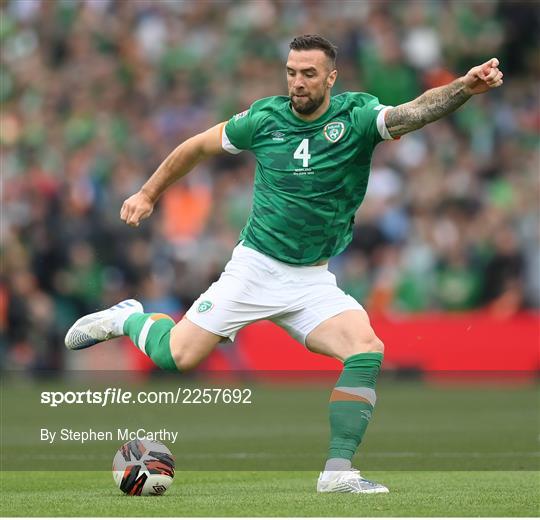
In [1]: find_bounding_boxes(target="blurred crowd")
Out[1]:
[2,0,539,369]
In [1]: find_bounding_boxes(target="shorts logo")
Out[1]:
[323,121,345,143]
[197,300,213,313]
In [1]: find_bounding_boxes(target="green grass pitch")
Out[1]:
[1,378,539,516]
[1,470,538,516]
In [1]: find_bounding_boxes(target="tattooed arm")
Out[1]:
[385,58,504,138]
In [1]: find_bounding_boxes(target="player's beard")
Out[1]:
[290,91,325,115]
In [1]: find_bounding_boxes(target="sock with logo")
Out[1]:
[123,313,178,371]
[325,352,383,470]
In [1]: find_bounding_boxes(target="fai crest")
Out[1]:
[323,121,345,143]
[197,300,213,313]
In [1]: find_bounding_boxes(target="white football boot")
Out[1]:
[317,469,389,494]
[65,299,144,350]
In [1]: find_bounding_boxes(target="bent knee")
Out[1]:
[169,336,202,372]
[350,334,384,356]
[170,345,200,372]
[365,335,384,354]
[169,320,222,372]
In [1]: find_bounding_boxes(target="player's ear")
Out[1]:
[327,69,337,89]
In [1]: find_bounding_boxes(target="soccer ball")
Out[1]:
[112,438,175,496]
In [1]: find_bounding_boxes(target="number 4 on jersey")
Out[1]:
[293,138,311,167]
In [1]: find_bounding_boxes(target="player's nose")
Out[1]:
[293,77,306,89]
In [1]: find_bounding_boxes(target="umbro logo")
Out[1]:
[152,484,167,494]
[360,410,372,421]
[271,131,286,142]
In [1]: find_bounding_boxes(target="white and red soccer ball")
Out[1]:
[112,438,175,496]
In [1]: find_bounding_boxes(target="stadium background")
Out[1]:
[1,1,539,516]
[2,0,539,373]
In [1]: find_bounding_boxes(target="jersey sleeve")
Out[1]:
[222,107,257,154]
[351,94,395,148]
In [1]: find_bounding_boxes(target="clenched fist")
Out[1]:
[463,58,504,96]
[120,191,155,227]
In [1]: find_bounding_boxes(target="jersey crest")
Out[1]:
[323,121,345,143]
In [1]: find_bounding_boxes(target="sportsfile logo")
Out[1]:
[41,388,133,407]
[40,387,253,407]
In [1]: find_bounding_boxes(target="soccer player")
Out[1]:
[65,35,503,493]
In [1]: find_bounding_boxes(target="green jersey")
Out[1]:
[222,92,394,265]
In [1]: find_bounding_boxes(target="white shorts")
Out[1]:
[185,242,363,345]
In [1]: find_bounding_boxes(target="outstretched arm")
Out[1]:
[120,122,225,227]
[385,58,503,138]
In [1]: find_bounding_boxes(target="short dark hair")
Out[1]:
[289,35,337,67]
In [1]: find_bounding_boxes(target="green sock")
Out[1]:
[123,313,178,371]
[328,352,383,461]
